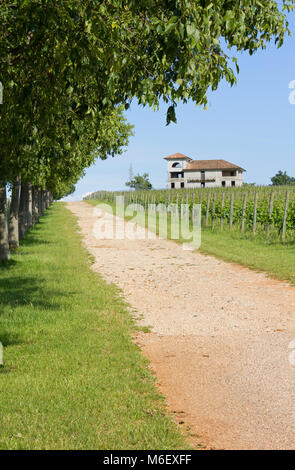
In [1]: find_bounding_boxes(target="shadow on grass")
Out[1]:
[266,239,295,248]
[0,331,22,347]
[0,259,18,270]
[0,207,70,373]
[20,236,54,247]
[0,276,63,311]
[0,274,67,355]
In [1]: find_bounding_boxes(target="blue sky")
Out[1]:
[71,15,295,201]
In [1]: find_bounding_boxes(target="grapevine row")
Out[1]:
[85,186,295,241]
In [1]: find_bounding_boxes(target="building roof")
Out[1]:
[184,159,245,171]
[164,153,192,161]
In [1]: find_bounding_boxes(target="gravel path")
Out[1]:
[67,202,295,450]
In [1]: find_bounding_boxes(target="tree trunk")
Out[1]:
[19,182,28,240]
[43,189,47,212]
[0,184,10,261]
[26,183,33,230]
[32,186,39,225]
[44,190,48,210]
[8,176,21,250]
[41,189,45,214]
[38,187,42,217]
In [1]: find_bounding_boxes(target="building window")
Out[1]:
[222,170,236,177]
[172,162,181,168]
[171,182,175,189]
[170,172,184,179]
[181,182,184,188]
[231,181,235,187]
[201,182,205,188]
[222,181,226,187]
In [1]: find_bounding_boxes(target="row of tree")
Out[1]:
[1,0,294,261]
[6,184,54,257]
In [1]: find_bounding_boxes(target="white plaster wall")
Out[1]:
[184,169,244,188]
[167,159,187,172]
[167,162,244,188]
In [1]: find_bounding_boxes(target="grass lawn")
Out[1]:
[86,199,295,286]
[0,203,188,450]
[200,228,295,285]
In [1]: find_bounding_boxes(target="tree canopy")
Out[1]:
[271,171,295,186]
[126,172,153,190]
[0,0,294,260]
[1,0,294,183]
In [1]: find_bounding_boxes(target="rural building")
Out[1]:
[164,153,245,189]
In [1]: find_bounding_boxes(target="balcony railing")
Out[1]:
[169,174,184,179]
[187,178,216,183]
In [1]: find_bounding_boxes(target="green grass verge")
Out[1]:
[0,203,188,450]
[199,228,295,284]
[86,199,295,286]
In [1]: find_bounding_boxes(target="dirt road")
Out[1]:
[67,202,295,450]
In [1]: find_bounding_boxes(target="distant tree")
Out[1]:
[126,173,152,190]
[271,171,295,186]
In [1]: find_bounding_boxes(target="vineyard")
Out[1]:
[85,186,295,242]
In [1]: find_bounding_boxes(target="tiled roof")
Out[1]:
[184,159,245,171]
[164,153,192,161]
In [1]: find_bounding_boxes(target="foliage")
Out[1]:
[1,0,294,169]
[126,173,152,190]
[271,171,295,186]
[1,0,294,258]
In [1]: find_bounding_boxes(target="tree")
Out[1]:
[271,171,295,186]
[126,173,152,190]
[2,1,294,125]
[1,0,294,260]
